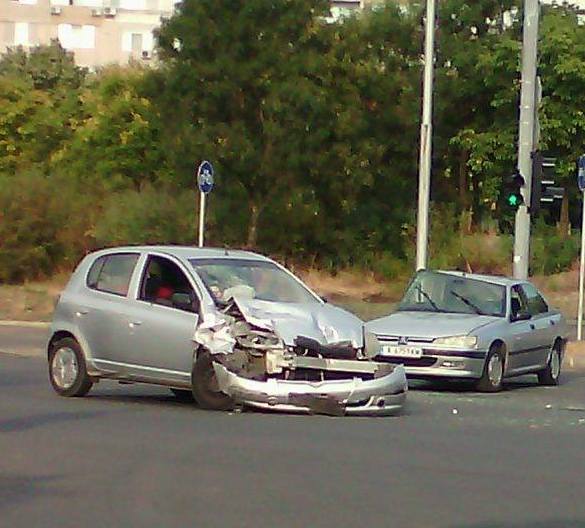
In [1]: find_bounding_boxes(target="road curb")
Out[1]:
[0,321,50,328]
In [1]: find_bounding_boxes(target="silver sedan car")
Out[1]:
[48,246,407,415]
[366,270,568,392]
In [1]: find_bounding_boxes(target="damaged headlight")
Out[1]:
[362,330,382,359]
[433,335,477,349]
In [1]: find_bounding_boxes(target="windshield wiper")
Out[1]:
[449,290,487,315]
[414,284,443,312]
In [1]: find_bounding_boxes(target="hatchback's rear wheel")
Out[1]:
[191,352,234,411]
[476,345,505,393]
[538,343,562,386]
[49,337,93,397]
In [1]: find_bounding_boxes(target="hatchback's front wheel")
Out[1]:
[191,352,234,411]
[49,337,93,397]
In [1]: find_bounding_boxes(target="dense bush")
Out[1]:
[0,171,94,282]
[94,186,197,247]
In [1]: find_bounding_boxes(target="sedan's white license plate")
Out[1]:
[382,346,423,359]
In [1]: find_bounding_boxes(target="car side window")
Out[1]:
[139,255,199,313]
[510,285,529,319]
[520,283,549,316]
[87,253,139,297]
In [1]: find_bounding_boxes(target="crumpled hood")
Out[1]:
[234,298,364,348]
[365,310,498,339]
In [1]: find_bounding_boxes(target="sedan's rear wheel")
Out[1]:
[191,352,234,411]
[476,345,505,393]
[538,343,562,386]
[49,337,93,397]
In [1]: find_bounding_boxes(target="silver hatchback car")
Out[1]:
[48,246,407,415]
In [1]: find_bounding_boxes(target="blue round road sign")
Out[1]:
[197,161,214,193]
[578,155,585,192]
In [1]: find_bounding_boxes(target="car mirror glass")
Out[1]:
[512,310,531,322]
[172,292,198,313]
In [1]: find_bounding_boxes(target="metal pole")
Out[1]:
[513,0,540,279]
[416,0,436,271]
[198,191,206,247]
[578,192,585,340]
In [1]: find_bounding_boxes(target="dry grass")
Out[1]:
[533,265,580,319]
[299,268,407,303]
[0,275,68,322]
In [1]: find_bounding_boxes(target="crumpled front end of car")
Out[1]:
[194,298,408,416]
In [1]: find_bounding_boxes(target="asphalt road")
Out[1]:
[2,327,585,528]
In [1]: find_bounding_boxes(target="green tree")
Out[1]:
[54,66,169,191]
[0,42,86,172]
[156,0,340,247]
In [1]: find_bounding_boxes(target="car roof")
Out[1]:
[89,245,272,262]
[434,270,520,287]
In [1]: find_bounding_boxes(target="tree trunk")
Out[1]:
[458,149,472,234]
[559,192,570,239]
[246,202,260,248]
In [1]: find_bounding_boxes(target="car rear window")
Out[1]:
[87,253,139,297]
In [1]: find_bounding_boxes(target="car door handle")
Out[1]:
[128,321,142,328]
[530,324,535,330]
[75,309,89,317]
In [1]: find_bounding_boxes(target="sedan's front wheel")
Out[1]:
[476,345,505,393]
[49,337,93,397]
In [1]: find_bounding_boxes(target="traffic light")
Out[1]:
[503,170,525,210]
[531,151,564,214]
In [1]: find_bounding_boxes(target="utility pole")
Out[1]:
[416,0,436,271]
[513,0,540,279]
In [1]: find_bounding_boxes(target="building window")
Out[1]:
[2,22,15,45]
[131,33,143,54]
[122,30,153,53]
[14,22,29,46]
[57,24,96,49]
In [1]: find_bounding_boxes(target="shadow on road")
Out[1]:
[0,410,106,433]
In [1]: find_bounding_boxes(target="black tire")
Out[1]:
[476,345,505,393]
[170,388,194,402]
[191,352,234,411]
[48,337,93,397]
[538,343,562,386]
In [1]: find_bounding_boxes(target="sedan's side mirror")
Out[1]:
[512,310,531,322]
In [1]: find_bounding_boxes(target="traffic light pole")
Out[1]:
[416,0,436,271]
[513,0,540,280]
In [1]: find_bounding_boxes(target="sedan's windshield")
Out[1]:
[399,271,506,317]
[190,258,319,304]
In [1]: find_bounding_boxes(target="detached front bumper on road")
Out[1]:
[212,361,408,416]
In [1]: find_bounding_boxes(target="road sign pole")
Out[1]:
[196,160,214,248]
[198,191,206,248]
[513,0,540,280]
[416,0,436,271]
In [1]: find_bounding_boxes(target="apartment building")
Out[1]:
[0,0,174,67]
[0,0,384,68]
